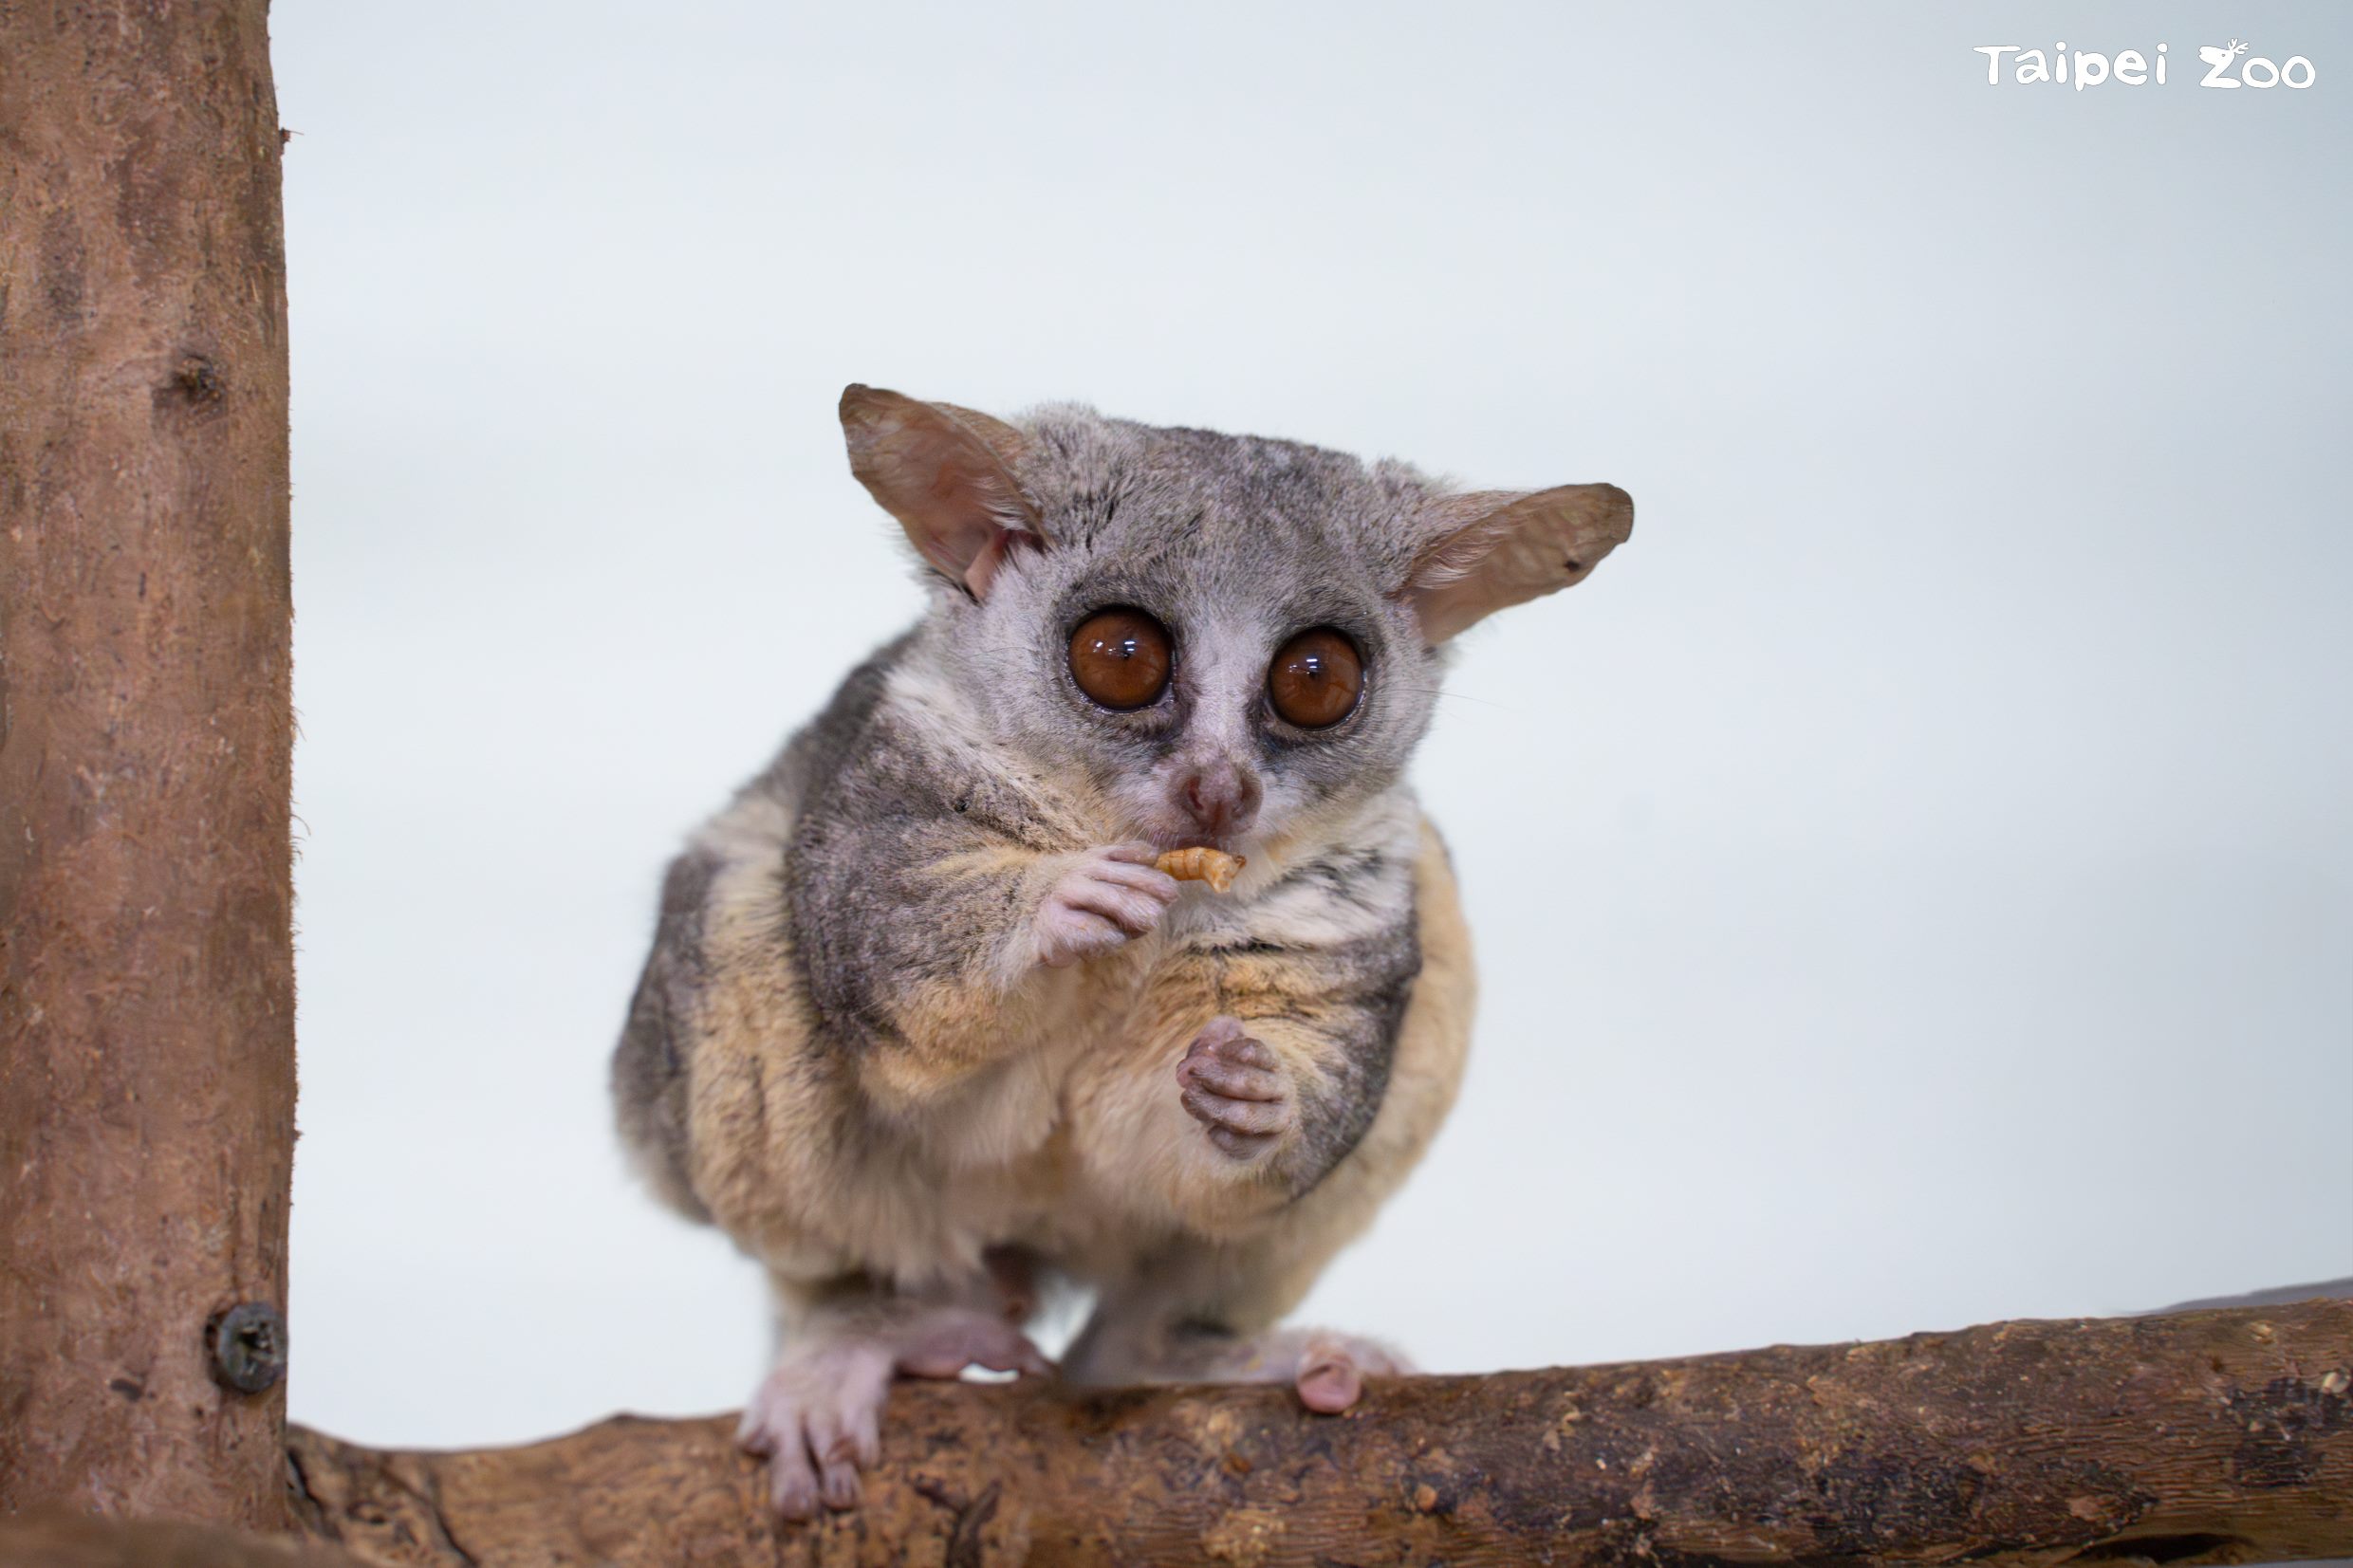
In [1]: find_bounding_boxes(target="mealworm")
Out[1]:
[1154,846,1245,894]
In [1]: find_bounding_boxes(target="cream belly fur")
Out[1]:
[609,386,1631,1519]
[670,788,1473,1327]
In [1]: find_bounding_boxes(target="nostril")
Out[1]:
[1175,766,1262,835]
[1176,770,1219,831]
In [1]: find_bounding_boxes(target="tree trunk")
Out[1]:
[0,0,294,1529]
[282,1300,2352,1568]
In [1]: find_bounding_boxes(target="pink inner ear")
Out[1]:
[962,527,1040,599]
[1402,483,1633,641]
[840,385,1044,598]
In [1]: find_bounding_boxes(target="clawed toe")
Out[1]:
[742,1310,1050,1521]
[1296,1355,1362,1412]
[739,1343,891,1520]
[818,1456,862,1511]
[1292,1330,1411,1414]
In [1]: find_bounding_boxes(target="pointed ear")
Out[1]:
[1401,483,1633,642]
[839,384,1042,598]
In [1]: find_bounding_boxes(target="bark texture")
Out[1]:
[286,1301,2352,1568]
[0,0,294,1528]
[0,1512,365,1568]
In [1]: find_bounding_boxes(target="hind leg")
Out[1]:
[740,1265,1049,1520]
[1065,1289,1411,1411]
[1059,1106,1435,1416]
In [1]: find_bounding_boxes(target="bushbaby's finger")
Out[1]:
[1037,908,1121,967]
[1177,1052,1284,1102]
[1181,1084,1288,1135]
[1205,1124,1277,1159]
[1087,858,1182,900]
[1215,1032,1277,1070]
[1060,878,1165,935]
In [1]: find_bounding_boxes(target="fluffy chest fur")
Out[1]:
[666,645,1426,1287]
[608,383,1622,1516]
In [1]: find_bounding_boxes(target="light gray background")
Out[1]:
[274,2,2352,1447]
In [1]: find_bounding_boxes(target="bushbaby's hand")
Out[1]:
[1176,1015,1296,1159]
[1031,844,1179,969]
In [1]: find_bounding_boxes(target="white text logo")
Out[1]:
[1975,42,2316,90]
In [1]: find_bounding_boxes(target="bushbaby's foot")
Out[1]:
[736,1307,1049,1520]
[1031,844,1179,968]
[1203,1325,1413,1412]
[737,1338,888,1518]
[1079,1320,1412,1413]
[1288,1329,1412,1413]
[1176,1016,1295,1159]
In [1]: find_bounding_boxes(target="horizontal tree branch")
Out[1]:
[0,1513,367,1568]
[264,1300,2351,1568]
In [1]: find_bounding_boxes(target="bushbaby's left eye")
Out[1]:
[1268,627,1363,729]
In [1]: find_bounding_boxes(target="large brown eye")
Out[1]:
[1068,607,1173,710]
[1268,627,1363,729]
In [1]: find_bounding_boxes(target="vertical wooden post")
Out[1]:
[0,0,295,1529]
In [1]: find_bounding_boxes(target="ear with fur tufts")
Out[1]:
[839,385,1043,598]
[1402,483,1634,641]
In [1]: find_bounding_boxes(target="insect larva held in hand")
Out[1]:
[1155,846,1245,894]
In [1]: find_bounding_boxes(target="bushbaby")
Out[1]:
[611,386,1632,1517]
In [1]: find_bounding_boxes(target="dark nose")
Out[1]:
[1176,760,1262,838]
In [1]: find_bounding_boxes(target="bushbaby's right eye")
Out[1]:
[1068,607,1172,710]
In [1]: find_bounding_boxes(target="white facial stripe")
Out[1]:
[1174,613,1261,760]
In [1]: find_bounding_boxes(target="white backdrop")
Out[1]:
[275,1,2352,1446]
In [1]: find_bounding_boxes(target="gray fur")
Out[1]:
[611,844,723,1222]
[785,654,1072,1051]
[654,405,1471,1076]
[608,393,1625,1462]
[924,406,1460,826]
